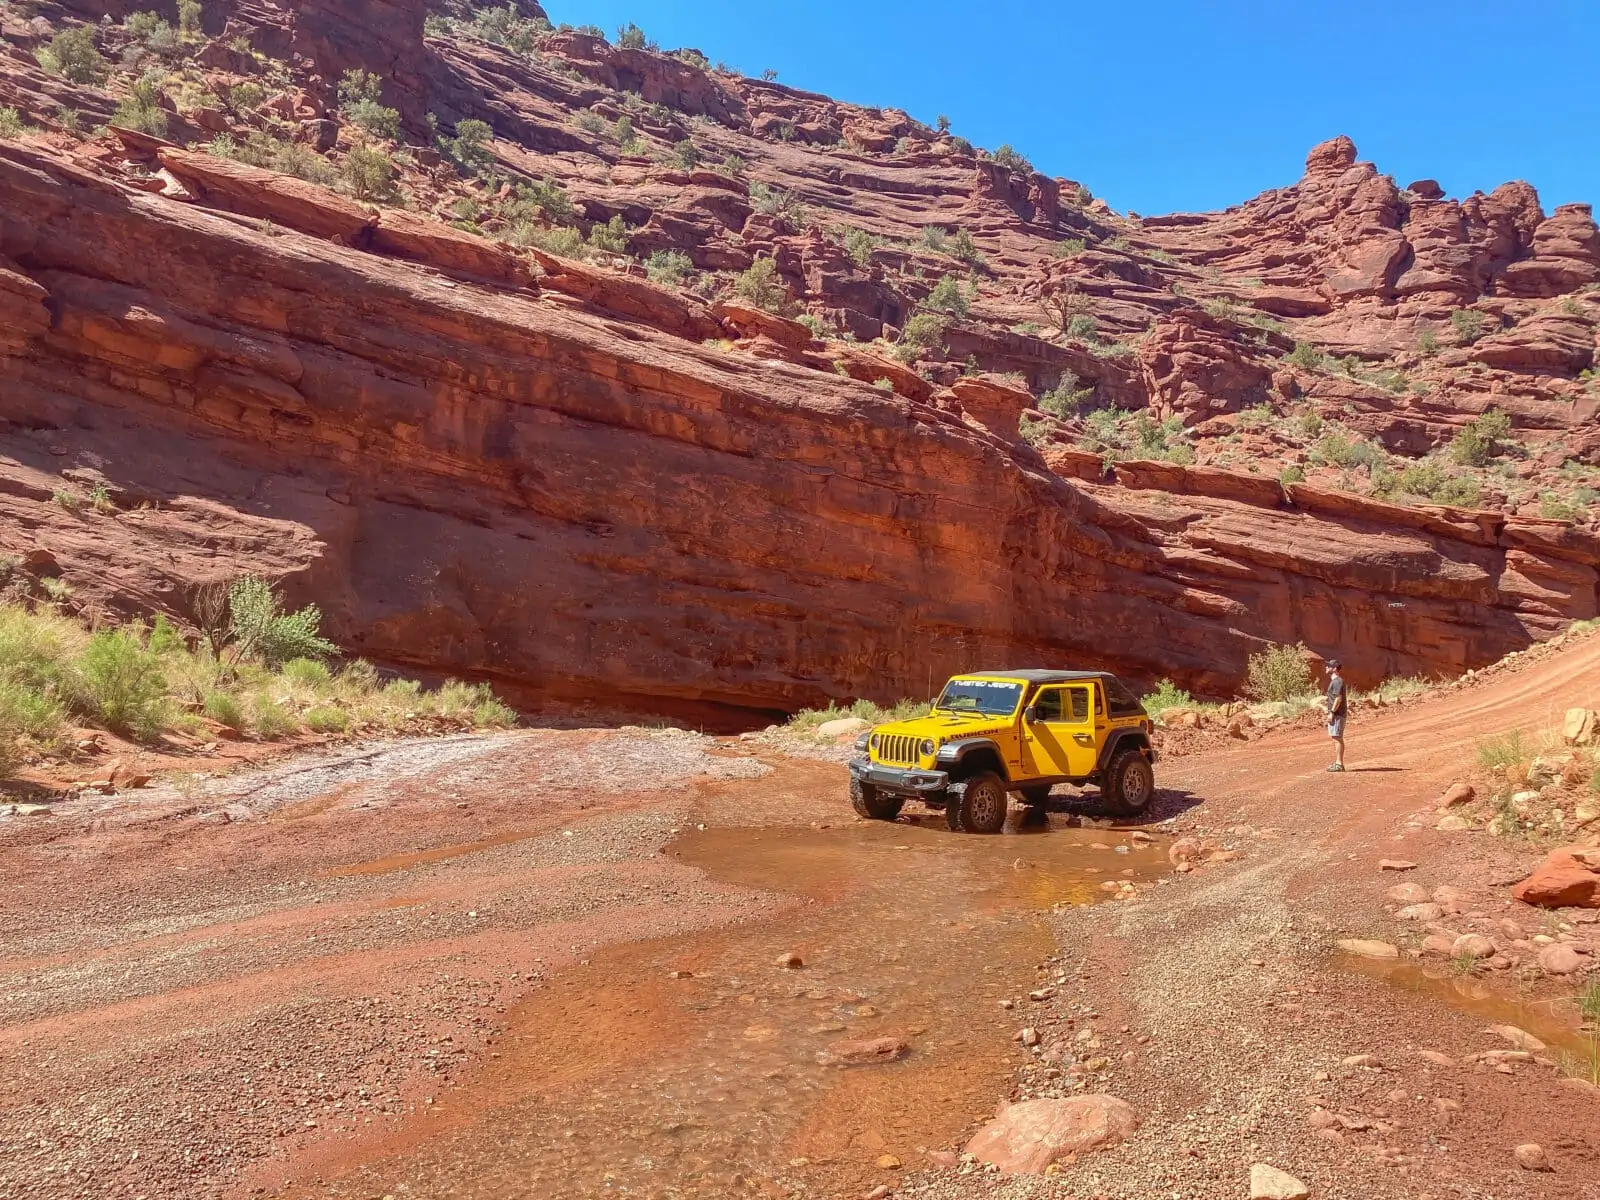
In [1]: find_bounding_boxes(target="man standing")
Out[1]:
[1323,658,1347,772]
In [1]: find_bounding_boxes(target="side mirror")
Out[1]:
[1023,705,1038,723]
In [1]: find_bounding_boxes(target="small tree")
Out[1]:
[949,228,982,264]
[178,0,203,36]
[37,27,108,85]
[1449,407,1512,466]
[1038,372,1093,418]
[587,214,628,254]
[341,146,399,202]
[645,249,695,286]
[1449,308,1488,344]
[338,70,400,140]
[617,22,648,49]
[76,627,169,740]
[936,114,951,134]
[924,274,969,318]
[112,74,170,137]
[446,118,495,175]
[224,576,337,667]
[671,139,701,170]
[991,143,1031,173]
[733,256,790,314]
[1245,643,1314,703]
[844,228,877,268]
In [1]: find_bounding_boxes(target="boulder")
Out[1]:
[1385,882,1429,904]
[1537,943,1586,975]
[1435,813,1473,832]
[1451,934,1495,959]
[815,717,870,740]
[1563,708,1596,746]
[1396,903,1444,922]
[1436,781,1475,809]
[1512,846,1600,908]
[963,1095,1138,1174]
[1249,1163,1311,1200]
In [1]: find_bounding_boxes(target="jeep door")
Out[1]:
[1022,683,1099,779]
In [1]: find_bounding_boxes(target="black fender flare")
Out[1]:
[1096,728,1152,774]
[935,738,1009,782]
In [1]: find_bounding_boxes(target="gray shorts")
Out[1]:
[1328,714,1346,738]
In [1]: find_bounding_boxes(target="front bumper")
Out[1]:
[848,757,950,796]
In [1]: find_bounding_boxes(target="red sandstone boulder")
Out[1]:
[965,1096,1138,1173]
[947,375,1032,440]
[156,147,374,242]
[1511,846,1600,908]
[711,301,816,351]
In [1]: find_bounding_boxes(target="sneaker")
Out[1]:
[1326,763,1345,772]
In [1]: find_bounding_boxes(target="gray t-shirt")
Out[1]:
[1325,675,1346,717]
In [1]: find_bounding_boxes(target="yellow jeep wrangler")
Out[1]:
[847,670,1156,833]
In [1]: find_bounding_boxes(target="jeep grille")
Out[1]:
[876,734,919,766]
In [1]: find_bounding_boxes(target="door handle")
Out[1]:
[1073,733,1093,744]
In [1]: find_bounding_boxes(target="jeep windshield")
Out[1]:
[933,679,1024,716]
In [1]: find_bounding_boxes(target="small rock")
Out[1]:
[1385,882,1429,904]
[1020,1027,1040,1047]
[1379,859,1417,871]
[1484,1025,1547,1052]
[964,1095,1138,1173]
[1434,813,1473,832]
[820,1037,908,1066]
[875,1153,902,1169]
[774,951,804,969]
[816,717,871,740]
[1342,1054,1383,1069]
[1336,939,1399,959]
[1249,1163,1310,1199]
[1168,837,1202,866]
[1437,780,1475,808]
[1538,943,1585,975]
[864,1188,891,1200]
[1396,903,1444,922]
[1416,1050,1454,1066]
[1451,934,1495,960]
[1562,707,1595,747]
[1513,1143,1552,1171]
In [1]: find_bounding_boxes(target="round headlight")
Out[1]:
[919,738,936,757]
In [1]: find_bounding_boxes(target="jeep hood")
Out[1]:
[873,713,1011,738]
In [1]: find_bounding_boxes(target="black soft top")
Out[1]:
[965,670,1146,716]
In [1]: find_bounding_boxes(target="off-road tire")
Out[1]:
[1020,785,1052,807]
[850,777,903,821]
[1102,747,1155,817]
[954,771,1009,834]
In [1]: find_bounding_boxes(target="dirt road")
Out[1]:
[1,643,1597,1200]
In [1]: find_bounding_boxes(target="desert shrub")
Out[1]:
[717,151,748,177]
[111,74,169,137]
[949,228,982,264]
[1038,372,1093,418]
[76,627,169,740]
[202,689,243,728]
[1417,326,1438,355]
[249,692,297,739]
[924,274,969,317]
[844,228,877,268]
[787,697,932,731]
[1314,431,1384,470]
[1450,308,1488,344]
[1066,313,1099,341]
[473,695,517,727]
[280,657,332,688]
[748,181,805,230]
[224,576,337,668]
[1245,643,1313,703]
[507,178,576,226]
[124,11,180,58]
[209,133,336,186]
[338,70,400,140]
[587,213,629,254]
[645,249,695,286]
[0,108,23,138]
[573,110,605,134]
[1449,408,1512,466]
[304,705,349,733]
[733,256,790,313]
[341,146,400,202]
[178,0,203,36]
[920,226,948,252]
[1539,491,1587,521]
[872,377,894,392]
[616,21,648,49]
[1285,341,1326,370]
[518,224,587,257]
[670,139,700,170]
[37,27,109,85]
[991,144,1031,172]
[446,117,495,175]
[901,311,948,350]
[1050,238,1087,259]
[1279,465,1306,484]
[1140,679,1193,720]
[1476,728,1528,772]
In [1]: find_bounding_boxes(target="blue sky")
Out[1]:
[547,0,1599,217]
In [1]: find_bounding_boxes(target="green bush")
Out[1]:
[573,110,605,134]
[900,311,948,350]
[473,696,517,727]
[991,144,1031,172]
[0,108,22,138]
[507,177,575,225]
[748,181,805,230]
[1140,679,1195,720]
[1050,238,1086,259]
[202,689,244,728]
[733,256,790,313]
[111,75,169,137]
[1314,431,1384,470]
[178,0,203,36]
[517,224,587,258]
[645,249,695,286]
[614,115,639,151]
[1279,465,1306,484]
[949,228,982,264]
[1475,728,1527,771]
[124,11,180,57]
[1449,408,1511,467]
[920,226,948,252]
[670,140,701,170]
[717,152,748,177]
[209,132,336,186]
[1285,341,1326,370]
[587,213,629,254]
[1245,643,1314,703]
[304,705,349,733]
[341,146,400,202]
[37,27,109,85]
[924,274,969,317]
[616,21,649,49]
[1038,372,1093,418]
[77,627,169,740]
[1417,326,1438,355]
[250,692,297,739]
[338,71,399,140]
[1066,313,1098,341]
[844,228,877,268]
[281,657,332,687]
[1450,308,1488,344]
[446,118,495,175]
[225,576,337,668]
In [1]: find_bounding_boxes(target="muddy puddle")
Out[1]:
[1344,954,1599,1071]
[286,810,1167,1199]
